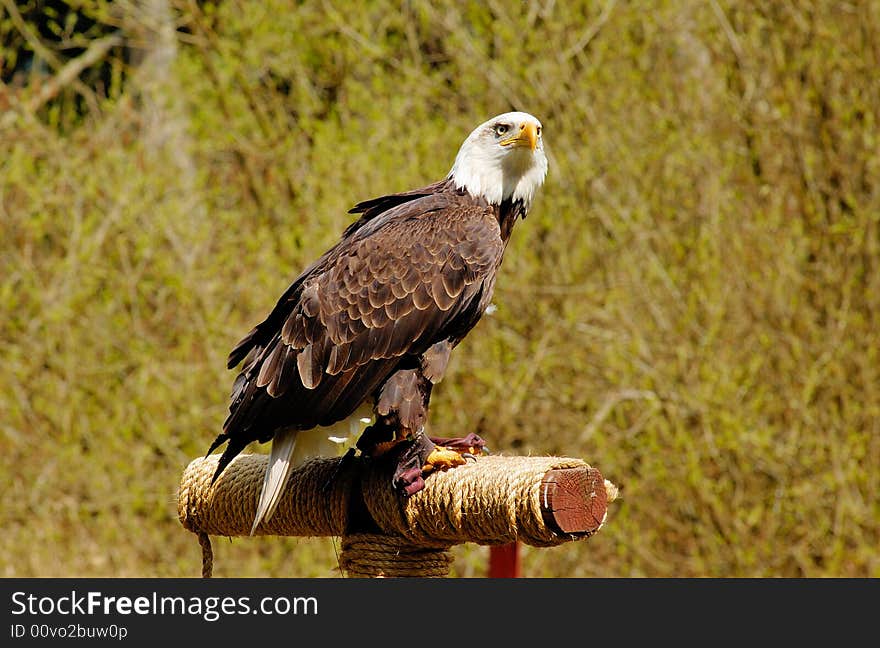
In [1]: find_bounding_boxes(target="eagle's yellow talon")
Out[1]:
[422,446,468,474]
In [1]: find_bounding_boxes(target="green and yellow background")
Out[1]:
[2,0,878,576]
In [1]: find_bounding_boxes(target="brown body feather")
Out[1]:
[208,178,528,482]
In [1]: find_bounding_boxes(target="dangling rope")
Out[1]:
[197,531,213,578]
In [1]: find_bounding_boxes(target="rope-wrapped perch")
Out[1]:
[177,453,617,577]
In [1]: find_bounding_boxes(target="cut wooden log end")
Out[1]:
[540,466,614,537]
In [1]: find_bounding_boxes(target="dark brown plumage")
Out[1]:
[208,179,526,477]
[207,111,548,531]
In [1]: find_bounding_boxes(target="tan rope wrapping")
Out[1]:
[177,453,608,576]
[340,534,452,578]
[360,454,592,548]
[178,454,350,537]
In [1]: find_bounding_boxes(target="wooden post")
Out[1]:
[489,543,521,578]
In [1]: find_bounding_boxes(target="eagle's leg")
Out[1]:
[388,433,484,495]
[389,430,435,496]
[357,359,477,496]
[356,419,431,496]
[420,340,487,463]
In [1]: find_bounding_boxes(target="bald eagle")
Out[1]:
[207,112,548,534]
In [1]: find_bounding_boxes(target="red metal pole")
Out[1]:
[488,542,521,578]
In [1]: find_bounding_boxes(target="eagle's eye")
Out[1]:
[536,125,542,137]
[493,123,509,136]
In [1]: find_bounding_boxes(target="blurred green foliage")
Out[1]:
[1,0,878,577]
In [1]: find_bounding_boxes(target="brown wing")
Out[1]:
[208,187,504,479]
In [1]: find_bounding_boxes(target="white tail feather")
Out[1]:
[250,428,298,536]
[249,411,374,536]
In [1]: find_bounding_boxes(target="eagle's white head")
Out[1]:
[449,111,548,207]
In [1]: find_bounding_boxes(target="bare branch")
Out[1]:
[0,33,122,130]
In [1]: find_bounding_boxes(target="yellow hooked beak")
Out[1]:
[500,122,539,151]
